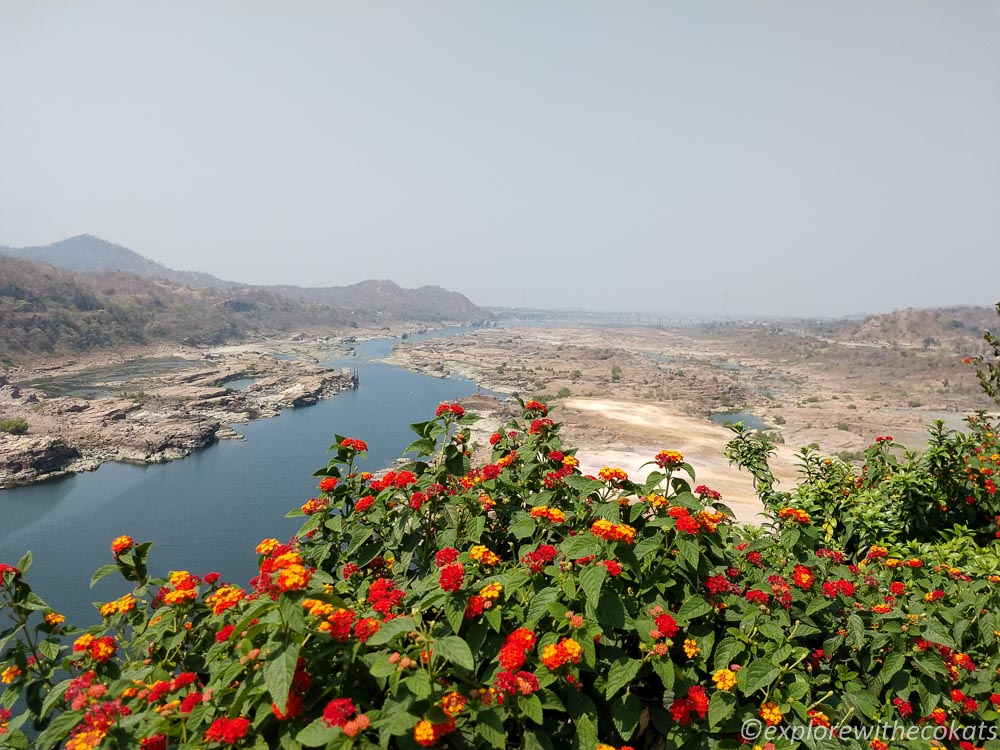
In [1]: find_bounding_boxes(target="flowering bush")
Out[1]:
[2,399,1000,749]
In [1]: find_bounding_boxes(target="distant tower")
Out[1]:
[722,289,729,320]
[520,284,526,309]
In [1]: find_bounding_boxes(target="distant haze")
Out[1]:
[1,2,998,318]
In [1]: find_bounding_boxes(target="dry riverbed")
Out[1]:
[389,325,994,521]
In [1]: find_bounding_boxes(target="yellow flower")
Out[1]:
[712,668,737,691]
[480,583,503,600]
[414,720,435,744]
[255,538,281,556]
[1,665,22,684]
[469,545,501,565]
[683,638,700,658]
[759,701,783,726]
[44,612,65,626]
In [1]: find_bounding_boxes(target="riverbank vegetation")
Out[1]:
[1,308,999,749]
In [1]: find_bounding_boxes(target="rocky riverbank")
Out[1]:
[0,352,357,488]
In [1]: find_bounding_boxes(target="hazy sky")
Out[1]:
[1,2,998,317]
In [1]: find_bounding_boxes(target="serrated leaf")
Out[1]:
[578,564,606,608]
[296,717,339,747]
[433,635,474,670]
[475,708,506,749]
[879,651,906,683]
[739,660,780,696]
[365,617,415,647]
[264,642,301,713]
[521,693,544,724]
[560,535,599,560]
[633,536,662,560]
[676,595,713,622]
[611,693,641,739]
[708,691,736,728]
[510,517,538,539]
[605,657,641,698]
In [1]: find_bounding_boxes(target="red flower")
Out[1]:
[110,535,134,557]
[488,432,502,445]
[215,624,235,643]
[319,477,339,492]
[355,495,374,513]
[654,613,679,638]
[354,618,380,643]
[179,692,202,714]
[435,548,459,567]
[524,399,548,415]
[599,560,623,576]
[204,717,250,744]
[203,572,221,585]
[89,636,117,663]
[528,418,554,435]
[140,736,167,750]
[340,438,368,452]
[367,578,405,616]
[323,698,357,728]
[522,545,558,573]
[409,492,427,510]
[438,563,465,593]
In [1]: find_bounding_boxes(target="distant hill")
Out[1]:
[833,305,999,347]
[0,234,236,290]
[0,255,370,364]
[0,234,486,323]
[271,279,484,323]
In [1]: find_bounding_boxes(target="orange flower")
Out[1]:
[759,701,783,726]
[111,535,134,557]
[540,638,582,670]
[655,450,684,468]
[440,692,467,717]
[255,538,282,556]
[530,506,566,523]
[598,466,629,484]
[205,586,245,615]
[777,507,811,524]
[591,520,636,544]
[44,611,65,627]
[712,668,736,691]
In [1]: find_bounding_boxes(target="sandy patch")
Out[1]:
[559,398,800,524]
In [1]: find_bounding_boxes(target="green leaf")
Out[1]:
[676,595,713,622]
[521,693,544,724]
[90,563,120,588]
[611,693,641,739]
[847,614,865,647]
[805,596,831,616]
[404,670,432,699]
[844,687,879,720]
[296,717,339,747]
[563,475,604,495]
[713,637,743,670]
[475,708,506,749]
[633,536,662,561]
[433,635,475,670]
[16,551,32,575]
[264,642,301,713]
[510,517,538,540]
[879,651,906,683]
[605,657,641,698]
[444,596,465,634]
[365,616,415,646]
[739,660,780,696]
[678,537,700,570]
[651,658,675,690]
[596,589,626,629]
[560,535,599,560]
[922,624,956,650]
[708,691,736,728]
[38,639,61,661]
[571,713,598,750]
[578,564,606,609]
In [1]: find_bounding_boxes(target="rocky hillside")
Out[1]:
[1,235,487,323]
[833,305,998,347]
[0,255,360,364]
[0,234,235,289]
[270,279,484,323]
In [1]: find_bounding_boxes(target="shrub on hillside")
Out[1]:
[0,418,28,435]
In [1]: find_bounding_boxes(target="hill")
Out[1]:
[0,234,235,290]
[832,305,999,348]
[0,255,365,364]
[0,235,486,323]
[270,279,484,323]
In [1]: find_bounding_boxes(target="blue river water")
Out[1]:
[0,328,486,626]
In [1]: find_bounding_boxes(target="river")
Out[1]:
[0,328,486,626]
